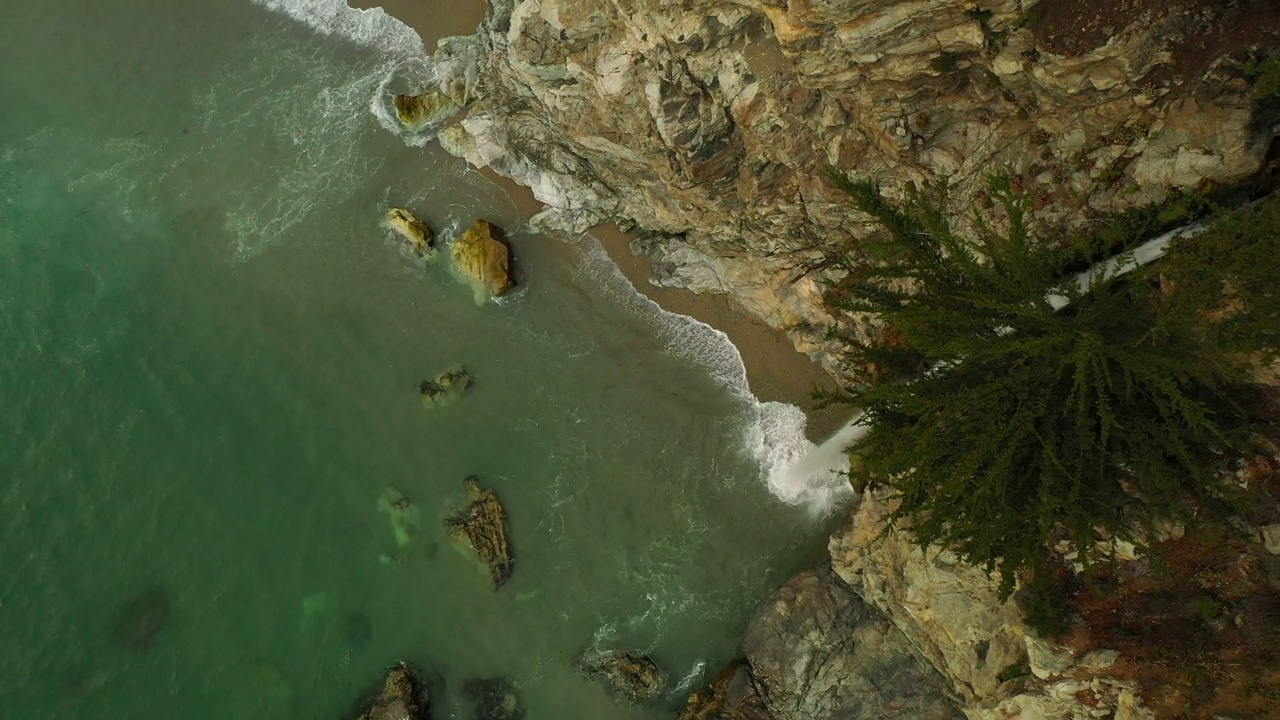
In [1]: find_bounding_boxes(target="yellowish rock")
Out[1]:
[384,207,434,257]
[393,90,462,128]
[451,220,515,299]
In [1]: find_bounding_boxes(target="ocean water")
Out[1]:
[0,1,835,718]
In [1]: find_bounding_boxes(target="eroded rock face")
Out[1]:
[385,207,435,258]
[418,0,1277,375]
[828,489,1154,719]
[578,650,665,703]
[445,477,513,589]
[739,565,962,720]
[357,664,428,720]
[451,220,514,300]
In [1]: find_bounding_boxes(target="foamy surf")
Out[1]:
[576,236,852,514]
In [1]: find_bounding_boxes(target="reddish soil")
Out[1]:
[1027,0,1280,81]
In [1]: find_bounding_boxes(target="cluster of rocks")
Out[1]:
[383,206,515,304]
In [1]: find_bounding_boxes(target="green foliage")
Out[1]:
[930,53,961,74]
[821,174,1270,598]
[1156,195,1280,366]
[1192,595,1223,621]
[1243,55,1280,101]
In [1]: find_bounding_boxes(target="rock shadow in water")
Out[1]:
[107,585,171,653]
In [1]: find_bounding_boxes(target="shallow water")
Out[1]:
[0,1,835,718]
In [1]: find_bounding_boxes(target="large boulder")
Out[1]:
[419,366,471,409]
[738,564,963,720]
[578,649,665,703]
[356,664,428,720]
[394,90,463,128]
[385,207,435,258]
[445,477,513,589]
[451,220,514,300]
[679,660,769,720]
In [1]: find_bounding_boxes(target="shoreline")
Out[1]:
[476,167,850,444]
[353,0,850,443]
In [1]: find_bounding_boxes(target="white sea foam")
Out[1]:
[575,236,851,514]
[250,0,424,57]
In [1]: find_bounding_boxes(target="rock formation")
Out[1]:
[577,649,665,703]
[394,88,466,129]
[444,477,513,588]
[356,664,429,720]
[451,220,514,300]
[416,0,1278,375]
[829,488,1155,719]
[385,207,435,258]
[721,565,962,720]
[419,365,472,409]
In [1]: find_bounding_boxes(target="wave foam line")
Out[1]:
[576,237,852,514]
[251,0,424,57]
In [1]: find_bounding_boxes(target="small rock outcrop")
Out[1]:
[394,90,463,128]
[419,366,471,409]
[736,565,962,720]
[385,207,435,258]
[445,477,513,589]
[451,220,514,300]
[578,649,665,703]
[356,664,428,720]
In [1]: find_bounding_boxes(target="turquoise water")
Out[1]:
[0,1,831,718]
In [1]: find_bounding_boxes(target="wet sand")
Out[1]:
[356,0,850,442]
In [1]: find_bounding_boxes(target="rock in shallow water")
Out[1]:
[356,664,428,720]
[419,366,472,409]
[385,207,435,258]
[107,585,171,653]
[451,220,514,300]
[578,649,665,703]
[444,477,513,589]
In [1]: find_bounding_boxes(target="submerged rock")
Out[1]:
[419,365,472,409]
[578,649,665,703]
[107,585,171,653]
[444,477,513,589]
[385,207,435,258]
[462,676,525,720]
[394,90,463,128]
[377,486,422,548]
[451,220,514,300]
[355,664,429,720]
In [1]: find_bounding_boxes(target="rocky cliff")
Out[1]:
[420,0,1278,377]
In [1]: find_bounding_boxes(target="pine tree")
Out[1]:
[822,175,1271,597]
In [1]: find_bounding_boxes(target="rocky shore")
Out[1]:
[359,0,1280,716]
